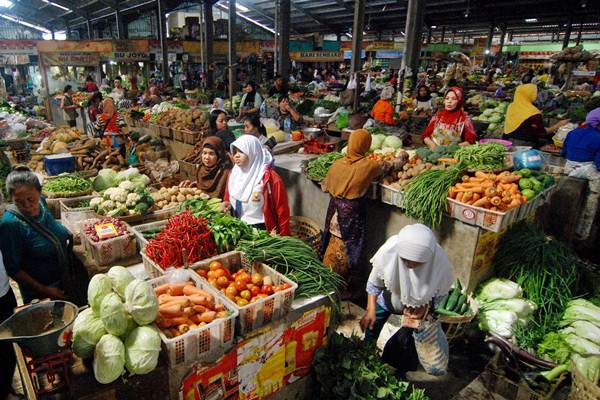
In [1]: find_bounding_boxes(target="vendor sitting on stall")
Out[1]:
[239,81,263,119]
[360,224,454,379]
[195,136,233,199]
[223,135,290,235]
[111,77,126,102]
[413,85,434,116]
[561,107,600,179]
[0,166,72,303]
[422,86,476,149]
[95,97,127,166]
[277,96,303,132]
[371,86,396,126]
[268,75,288,98]
[244,114,276,153]
[210,97,225,114]
[503,83,569,148]
[208,109,236,151]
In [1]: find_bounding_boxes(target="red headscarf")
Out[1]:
[422,86,476,144]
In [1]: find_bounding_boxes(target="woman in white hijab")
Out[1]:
[223,135,290,235]
[360,224,454,377]
[210,97,225,113]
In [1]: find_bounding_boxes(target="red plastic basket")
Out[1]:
[303,138,339,154]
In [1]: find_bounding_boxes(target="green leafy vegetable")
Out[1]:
[453,142,506,170]
[303,152,344,182]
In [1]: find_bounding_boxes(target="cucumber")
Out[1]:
[459,303,468,315]
[455,278,462,292]
[436,308,461,317]
[454,294,467,312]
[438,293,450,309]
[446,288,461,312]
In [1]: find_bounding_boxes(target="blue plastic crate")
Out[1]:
[44,154,76,176]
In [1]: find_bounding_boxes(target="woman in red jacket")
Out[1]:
[223,135,290,235]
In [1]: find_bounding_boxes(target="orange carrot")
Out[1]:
[198,311,216,324]
[167,282,188,296]
[214,304,225,312]
[189,314,202,325]
[192,305,208,313]
[183,285,215,302]
[158,317,189,328]
[159,296,191,307]
[472,193,481,202]
[154,283,170,296]
[461,175,470,182]
[159,303,184,317]
[485,187,497,197]
[216,311,229,319]
[177,324,190,334]
[473,197,490,207]
[490,196,502,206]
[188,295,212,306]
[462,192,474,203]
[456,192,465,202]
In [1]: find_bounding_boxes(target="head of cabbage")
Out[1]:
[100,293,129,337]
[88,274,113,315]
[107,266,134,299]
[93,334,125,384]
[125,326,161,375]
[125,279,159,326]
[72,308,107,359]
[93,169,118,192]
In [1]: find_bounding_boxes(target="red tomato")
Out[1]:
[250,286,260,297]
[236,298,249,307]
[251,273,263,286]
[208,277,218,287]
[214,269,227,278]
[261,285,274,296]
[240,290,251,300]
[207,270,217,279]
[225,286,237,300]
[197,269,208,278]
[209,261,222,271]
[235,279,247,292]
[216,276,229,288]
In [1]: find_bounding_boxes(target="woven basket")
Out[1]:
[569,360,600,400]
[289,216,322,254]
[438,295,478,342]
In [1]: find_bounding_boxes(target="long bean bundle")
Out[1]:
[403,164,464,228]
[236,235,345,301]
[304,152,344,182]
[454,142,506,170]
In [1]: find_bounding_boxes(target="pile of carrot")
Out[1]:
[154,281,230,338]
[448,171,526,212]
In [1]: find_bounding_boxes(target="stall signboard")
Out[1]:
[150,40,184,54]
[212,41,261,56]
[375,50,403,59]
[37,40,111,53]
[103,52,150,62]
[112,39,149,53]
[343,50,366,59]
[290,51,343,62]
[0,40,38,55]
[366,41,399,51]
[0,54,30,65]
[41,52,100,66]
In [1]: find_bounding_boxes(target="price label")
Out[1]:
[95,223,118,240]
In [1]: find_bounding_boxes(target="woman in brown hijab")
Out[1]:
[320,129,405,298]
[196,136,232,199]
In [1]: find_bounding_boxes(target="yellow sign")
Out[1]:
[102,52,150,62]
[41,52,99,66]
[37,40,111,53]
[112,39,148,53]
[366,41,398,51]
[95,223,118,240]
[212,41,261,55]
[290,51,343,62]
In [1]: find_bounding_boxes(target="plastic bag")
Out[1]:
[347,74,357,90]
[365,74,372,93]
[336,108,349,129]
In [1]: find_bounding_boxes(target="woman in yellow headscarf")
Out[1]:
[504,84,569,147]
[320,129,407,298]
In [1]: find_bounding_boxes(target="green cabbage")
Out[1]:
[125,326,161,375]
[100,293,129,336]
[563,333,600,355]
[561,321,600,346]
[93,334,125,384]
[124,279,159,326]
[129,173,150,190]
[383,135,403,150]
[93,169,118,192]
[481,298,537,319]
[88,274,113,315]
[115,168,141,184]
[72,308,107,358]
[572,354,600,384]
[561,299,600,327]
[478,309,517,338]
[107,266,134,299]
[477,278,523,303]
[370,135,383,151]
[538,332,571,364]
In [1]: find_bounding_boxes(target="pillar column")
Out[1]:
[86,19,93,39]
[402,0,425,90]
[563,17,573,49]
[203,0,214,88]
[485,23,494,66]
[277,0,290,78]
[116,7,126,39]
[157,0,170,86]
[228,0,237,110]
[350,0,366,110]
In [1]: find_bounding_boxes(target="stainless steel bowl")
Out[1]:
[301,127,323,139]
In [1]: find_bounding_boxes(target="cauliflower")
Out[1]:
[101,200,115,210]
[126,193,141,207]
[109,187,128,203]
[104,187,119,199]
[90,197,103,209]
[118,181,135,192]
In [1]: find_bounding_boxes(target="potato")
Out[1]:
[177,194,186,202]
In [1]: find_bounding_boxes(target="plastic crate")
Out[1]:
[131,220,168,250]
[60,195,99,243]
[44,154,76,176]
[380,184,405,208]
[193,251,297,336]
[446,198,521,232]
[140,248,164,279]
[59,195,96,215]
[365,181,379,200]
[147,269,238,366]
[81,219,137,267]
